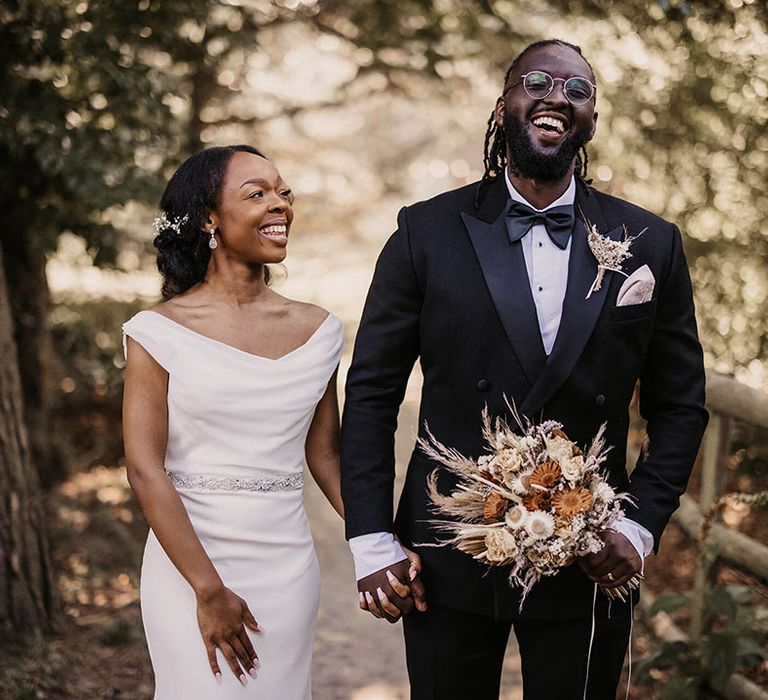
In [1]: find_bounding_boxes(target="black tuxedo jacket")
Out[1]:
[340,176,708,619]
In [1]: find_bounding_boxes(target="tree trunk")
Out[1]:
[0,242,58,641]
[189,60,217,151]
[0,231,61,488]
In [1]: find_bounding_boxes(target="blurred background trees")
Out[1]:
[0,0,765,694]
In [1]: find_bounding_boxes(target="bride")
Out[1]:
[122,145,421,698]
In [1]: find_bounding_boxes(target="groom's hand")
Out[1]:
[357,558,427,623]
[578,530,642,589]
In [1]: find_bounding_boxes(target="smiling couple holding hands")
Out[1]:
[122,39,707,700]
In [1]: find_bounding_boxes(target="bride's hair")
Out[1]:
[154,144,271,299]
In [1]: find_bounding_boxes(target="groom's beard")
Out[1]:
[504,112,592,182]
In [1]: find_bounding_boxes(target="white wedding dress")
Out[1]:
[122,309,343,699]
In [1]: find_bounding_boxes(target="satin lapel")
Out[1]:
[520,184,624,417]
[462,203,547,386]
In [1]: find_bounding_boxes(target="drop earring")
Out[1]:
[208,227,218,250]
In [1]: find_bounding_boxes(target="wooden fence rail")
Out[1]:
[631,369,768,700]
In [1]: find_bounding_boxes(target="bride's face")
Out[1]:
[210,151,294,264]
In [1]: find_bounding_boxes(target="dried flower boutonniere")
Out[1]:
[584,221,647,299]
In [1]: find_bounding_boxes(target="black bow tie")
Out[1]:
[505,200,575,250]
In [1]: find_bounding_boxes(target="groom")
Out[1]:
[341,39,707,699]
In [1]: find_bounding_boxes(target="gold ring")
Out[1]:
[607,572,615,582]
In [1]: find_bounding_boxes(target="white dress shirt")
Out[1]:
[348,173,654,580]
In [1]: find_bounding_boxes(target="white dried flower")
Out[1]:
[508,475,529,495]
[577,532,605,556]
[591,481,615,504]
[525,511,555,540]
[484,528,518,563]
[495,448,524,475]
[505,505,529,529]
[560,455,585,483]
[518,435,537,451]
[544,434,574,468]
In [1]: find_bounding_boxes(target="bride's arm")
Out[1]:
[305,370,344,517]
[122,337,259,683]
[304,370,424,596]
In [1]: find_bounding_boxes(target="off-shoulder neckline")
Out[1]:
[134,309,336,362]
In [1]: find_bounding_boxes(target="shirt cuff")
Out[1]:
[611,517,654,574]
[348,532,407,580]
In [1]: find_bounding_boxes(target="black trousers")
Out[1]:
[402,601,632,700]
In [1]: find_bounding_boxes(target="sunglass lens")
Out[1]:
[564,77,593,104]
[523,71,552,97]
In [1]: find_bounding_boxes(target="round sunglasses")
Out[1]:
[506,70,597,106]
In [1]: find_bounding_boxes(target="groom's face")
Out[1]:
[495,44,598,182]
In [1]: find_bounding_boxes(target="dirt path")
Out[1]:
[305,391,522,700]
[280,227,522,698]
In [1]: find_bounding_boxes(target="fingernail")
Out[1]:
[253,657,261,669]
[249,667,258,678]
[377,586,386,602]
[386,571,397,585]
[410,569,417,581]
[359,592,365,605]
[365,591,375,604]
[239,673,248,686]
[215,672,222,683]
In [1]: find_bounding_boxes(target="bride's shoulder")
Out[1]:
[278,297,335,328]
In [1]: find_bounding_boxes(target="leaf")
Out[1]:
[633,640,696,682]
[649,592,691,617]
[704,633,738,689]
[707,586,738,622]
[659,677,698,700]
[735,637,764,668]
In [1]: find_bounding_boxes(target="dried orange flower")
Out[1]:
[483,492,509,522]
[522,490,551,512]
[529,461,561,488]
[553,487,593,517]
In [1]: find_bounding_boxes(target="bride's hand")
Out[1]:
[401,545,428,612]
[402,545,422,581]
[196,586,261,685]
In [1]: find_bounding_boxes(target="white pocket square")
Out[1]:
[617,264,655,306]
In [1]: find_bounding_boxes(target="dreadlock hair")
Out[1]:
[475,39,594,208]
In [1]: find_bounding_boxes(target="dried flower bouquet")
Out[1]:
[419,405,640,609]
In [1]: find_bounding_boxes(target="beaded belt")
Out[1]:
[165,470,303,492]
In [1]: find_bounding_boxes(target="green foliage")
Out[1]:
[0,0,305,261]
[649,591,691,616]
[50,298,146,470]
[636,584,766,695]
[2,0,172,261]
[3,0,767,376]
[660,676,698,700]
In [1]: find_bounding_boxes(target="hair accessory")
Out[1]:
[152,211,189,236]
[208,227,218,250]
